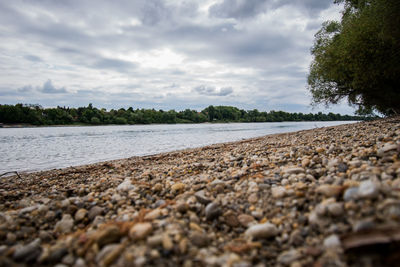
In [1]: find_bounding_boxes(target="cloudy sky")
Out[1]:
[0,0,354,113]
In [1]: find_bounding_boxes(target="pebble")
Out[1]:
[13,238,41,262]
[190,232,209,247]
[377,143,398,157]
[301,158,311,167]
[117,179,135,192]
[248,193,258,203]
[95,225,121,247]
[271,186,286,198]
[343,187,359,201]
[337,162,348,173]
[54,214,74,234]
[277,249,301,265]
[244,223,278,239]
[74,208,87,222]
[238,214,256,227]
[327,203,344,216]
[358,180,380,199]
[88,206,104,220]
[316,185,342,197]
[129,223,153,240]
[194,190,211,205]
[323,234,341,249]
[171,183,185,193]
[205,203,222,220]
[283,167,304,175]
[144,209,163,220]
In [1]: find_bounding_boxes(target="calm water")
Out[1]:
[0,121,355,174]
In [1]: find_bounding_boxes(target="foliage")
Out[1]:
[0,103,367,126]
[308,0,400,115]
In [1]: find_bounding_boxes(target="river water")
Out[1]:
[0,121,355,174]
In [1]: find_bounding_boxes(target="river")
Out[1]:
[0,121,356,174]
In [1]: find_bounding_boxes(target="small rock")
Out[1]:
[96,244,121,266]
[6,232,17,244]
[205,202,222,220]
[323,234,341,249]
[88,206,104,220]
[47,245,68,264]
[73,258,86,267]
[289,229,303,246]
[194,190,211,205]
[358,180,379,199]
[248,193,258,203]
[13,238,41,262]
[238,214,255,227]
[176,202,189,213]
[283,167,305,175]
[377,143,398,157]
[343,187,359,201]
[316,147,325,153]
[272,186,286,198]
[337,163,348,173]
[301,158,311,167]
[117,179,135,192]
[244,223,278,239]
[39,231,53,243]
[95,225,121,247]
[147,234,163,247]
[327,203,343,216]
[277,249,301,265]
[316,185,342,197]
[162,234,174,250]
[129,222,152,240]
[352,219,375,232]
[74,209,87,222]
[153,183,163,192]
[144,209,162,220]
[224,211,240,227]
[190,232,209,247]
[54,214,74,234]
[171,183,185,193]
[18,205,38,216]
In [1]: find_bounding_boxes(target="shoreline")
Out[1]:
[0,117,399,266]
[0,119,362,129]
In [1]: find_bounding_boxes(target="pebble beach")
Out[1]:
[0,117,399,266]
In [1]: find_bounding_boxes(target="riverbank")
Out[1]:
[0,117,399,266]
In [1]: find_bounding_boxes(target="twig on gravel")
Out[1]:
[0,171,22,179]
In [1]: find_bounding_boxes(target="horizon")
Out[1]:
[0,0,355,114]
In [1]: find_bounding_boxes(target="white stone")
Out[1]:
[271,186,286,198]
[323,234,341,248]
[244,223,278,239]
[117,179,135,192]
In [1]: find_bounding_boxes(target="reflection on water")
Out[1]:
[0,121,355,173]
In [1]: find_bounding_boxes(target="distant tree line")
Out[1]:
[0,103,368,126]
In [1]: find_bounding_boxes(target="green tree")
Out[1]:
[308,0,400,115]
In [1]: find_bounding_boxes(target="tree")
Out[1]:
[308,0,400,115]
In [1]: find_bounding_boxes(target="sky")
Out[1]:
[0,0,355,114]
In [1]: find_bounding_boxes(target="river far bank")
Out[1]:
[0,117,399,266]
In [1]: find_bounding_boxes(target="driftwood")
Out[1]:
[0,171,22,179]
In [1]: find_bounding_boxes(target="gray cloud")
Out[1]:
[209,0,267,19]
[193,85,234,96]
[40,80,67,94]
[92,58,138,72]
[209,0,333,19]
[24,55,42,62]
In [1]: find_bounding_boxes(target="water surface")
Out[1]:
[0,121,355,173]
